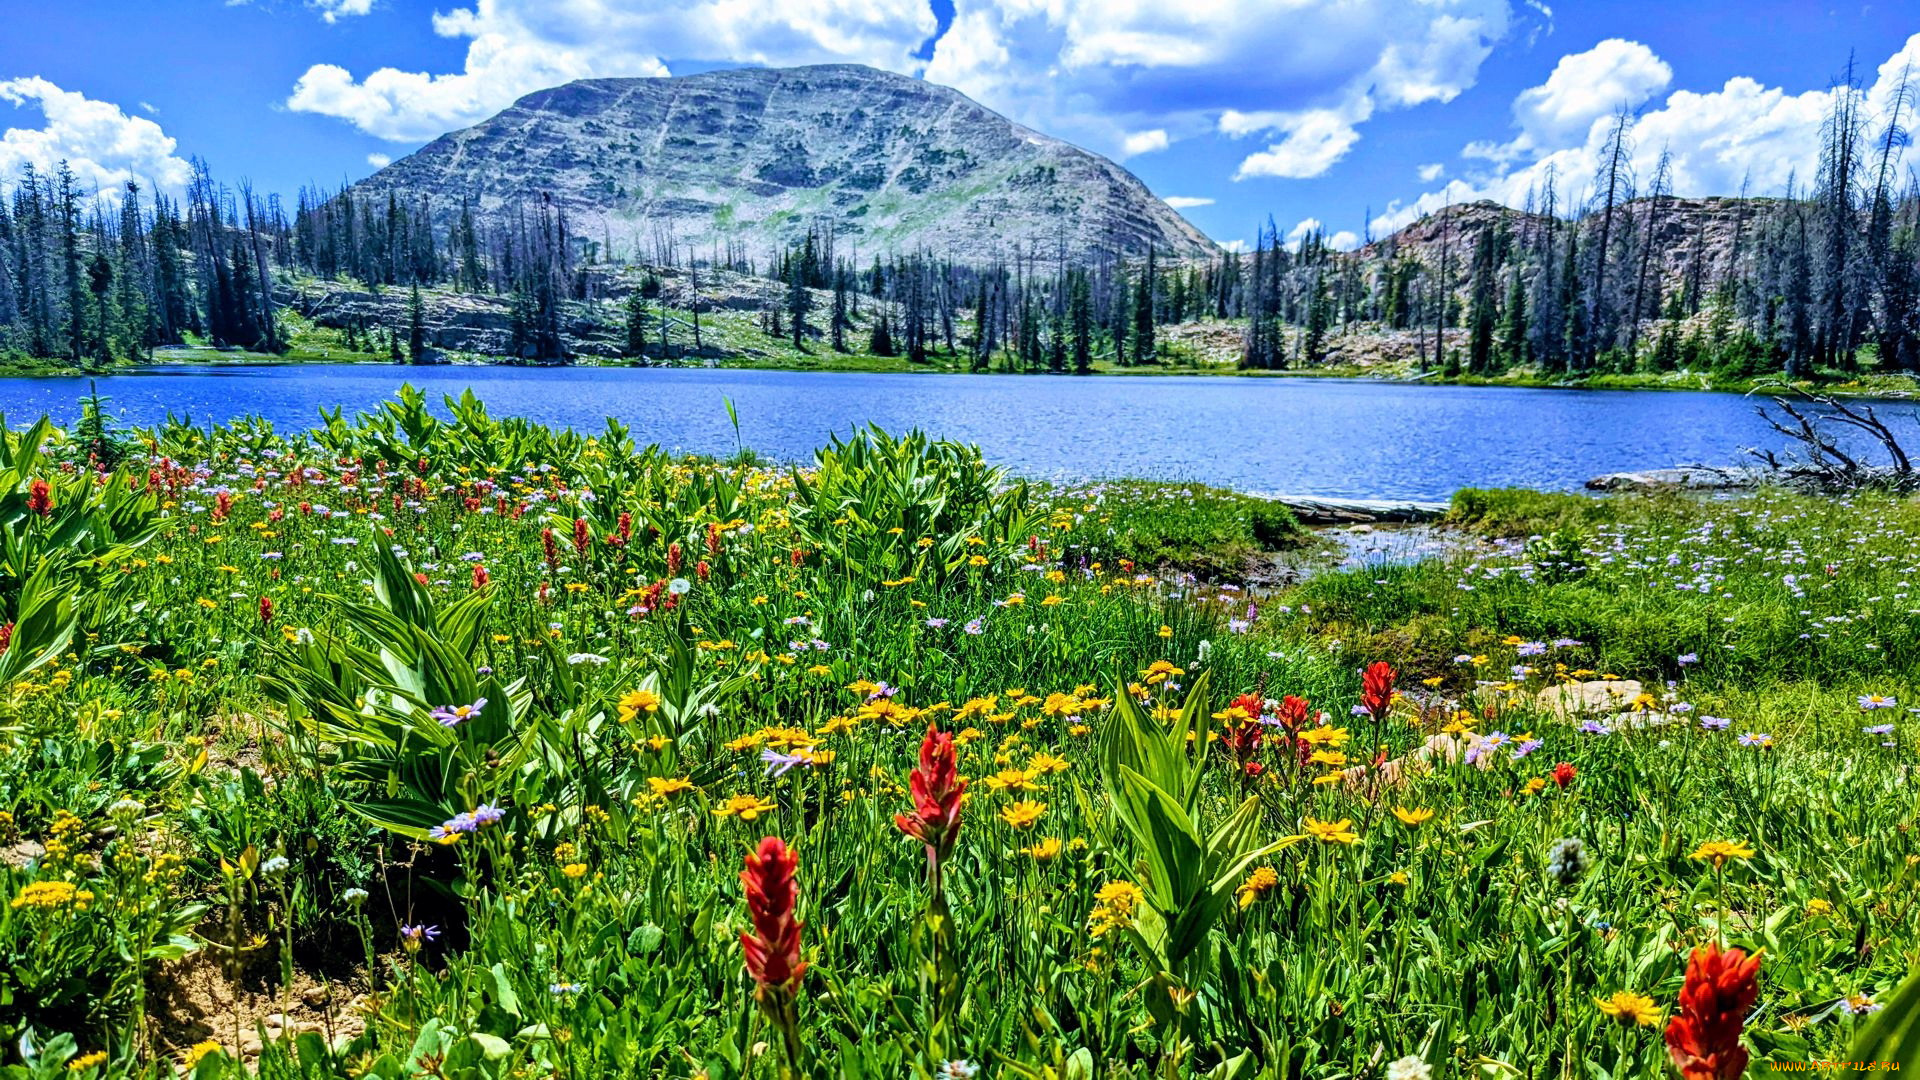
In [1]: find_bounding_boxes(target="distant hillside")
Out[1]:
[1359,197,1779,288]
[351,64,1217,266]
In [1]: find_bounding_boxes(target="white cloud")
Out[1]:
[928,0,1512,176]
[287,0,937,142]
[1163,195,1214,209]
[1121,128,1169,156]
[1418,162,1445,181]
[1327,230,1361,251]
[0,77,192,198]
[1234,106,1368,179]
[1371,32,1920,236]
[1464,38,1670,164]
[366,152,391,167]
[311,0,375,22]
[1514,38,1668,143]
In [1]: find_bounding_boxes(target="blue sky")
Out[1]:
[3,1,1917,250]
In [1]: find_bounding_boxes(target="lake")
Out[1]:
[1,364,1911,502]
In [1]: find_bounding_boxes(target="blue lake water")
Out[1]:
[1,364,1913,502]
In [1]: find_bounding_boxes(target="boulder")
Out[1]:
[1535,680,1645,720]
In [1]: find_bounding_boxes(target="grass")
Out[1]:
[0,395,1916,1078]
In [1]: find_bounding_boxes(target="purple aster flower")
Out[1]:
[1863,723,1895,736]
[400,923,439,948]
[925,617,949,629]
[1516,642,1546,657]
[1700,715,1732,731]
[760,748,813,777]
[964,618,984,635]
[1677,653,1699,666]
[470,804,505,826]
[1510,738,1543,761]
[432,698,487,726]
[1578,719,1612,736]
[1859,694,1898,710]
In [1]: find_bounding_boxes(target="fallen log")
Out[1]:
[1259,494,1450,525]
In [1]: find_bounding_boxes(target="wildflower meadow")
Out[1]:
[1,388,1917,1079]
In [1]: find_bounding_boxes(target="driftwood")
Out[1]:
[1746,385,1917,493]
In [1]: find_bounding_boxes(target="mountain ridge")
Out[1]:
[352,63,1218,265]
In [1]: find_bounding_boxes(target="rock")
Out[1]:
[1585,467,1767,491]
[1536,680,1645,720]
[3,840,45,869]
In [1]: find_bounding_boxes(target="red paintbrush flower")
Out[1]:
[895,724,967,862]
[27,478,52,519]
[740,836,806,993]
[471,564,490,590]
[1222,692,1264,763]
[1361,662,1397,720]
[572,516,591,555]
[541,527,560,572]
[258,596,274,626]
[1275,694,1311,732]
[1551,762,1577,788]
[1666,943,1762,1080]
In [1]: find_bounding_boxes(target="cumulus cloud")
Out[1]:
[928,0,1512,176]
[1121,129,1169,157]
[366,152,391,167]
[286,0,936,142]
[310,0,375,22]
[1418,162,1445,181]
[1234,107,1368,179]
[1464,38,1671,164]
[0,77,192,197]
[1370,32,1920,236]
[1163,195,1214,209]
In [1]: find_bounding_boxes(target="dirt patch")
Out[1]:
[147,949,368,1061]
[1245,524,1488,589]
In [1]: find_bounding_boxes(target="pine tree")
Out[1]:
[87,252,114,365]
[1132,248,1157,362]
[624,292,648,359]
[1068,268,1093,374]
[407,284,427,362]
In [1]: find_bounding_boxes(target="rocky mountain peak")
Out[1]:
[354,63,1217,266]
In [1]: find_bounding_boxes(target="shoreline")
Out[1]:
[6,351,1919,402]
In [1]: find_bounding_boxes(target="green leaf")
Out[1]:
[468,1032,512,1060]
[490,963,522,1018]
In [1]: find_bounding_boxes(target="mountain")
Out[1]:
[352,64,1217,265]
